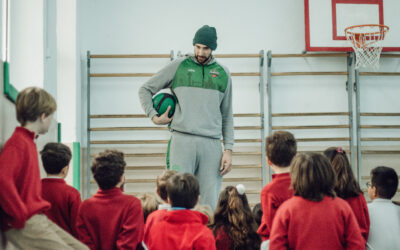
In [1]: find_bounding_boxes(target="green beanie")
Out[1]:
[192,25,217,51]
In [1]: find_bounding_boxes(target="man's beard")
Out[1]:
[196,55,210,64]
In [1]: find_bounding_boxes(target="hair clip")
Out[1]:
[236,184,246,195]
[336,147,344,154]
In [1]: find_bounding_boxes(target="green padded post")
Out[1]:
[3,62,18,103]
[58,123,61,143]
[73,142,80,191]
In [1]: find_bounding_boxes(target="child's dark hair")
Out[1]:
[16,87,57,126]
[40,143,72,174]
[371,166,399,199]
[91,150,125,190]
[324,147,362,199]
[166,173,199,209]
[252,203,262,227]
[290,153,336,202]
[211,186,261,249]
[156,170,178,202]
[266,131,297,167]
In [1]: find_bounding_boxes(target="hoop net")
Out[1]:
[345,24,389,69]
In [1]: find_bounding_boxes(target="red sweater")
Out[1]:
[143,209,168,243]
[214,227,231,250]
[270,196,365,250]
[76,188,144,250]
[42,178,81,238]
[258,172,293,240]
[144,209,216,250]
[0,127,50,230]
[346,194,370,242]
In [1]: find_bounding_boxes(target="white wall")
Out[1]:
[57,0,78,142]
[9,0,43,90]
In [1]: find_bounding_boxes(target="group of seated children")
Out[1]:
[1,87,400,250]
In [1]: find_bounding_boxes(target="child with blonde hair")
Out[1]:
[0,87,87,249]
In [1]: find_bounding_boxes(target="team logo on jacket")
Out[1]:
[188,69,195,73]
[210,69,219,78]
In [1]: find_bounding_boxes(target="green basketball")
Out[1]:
[152,93,177,118]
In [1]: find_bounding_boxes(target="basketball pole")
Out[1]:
[347,52,356,176]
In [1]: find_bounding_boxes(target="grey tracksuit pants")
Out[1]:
[167,131,223,210]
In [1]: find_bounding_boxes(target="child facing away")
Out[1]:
[41,142,82,239]
[143,170,177,238]
[144,173,216,250]
[139,192,162,223]
[211,184,261,250]
[0,87,87,250]
[366,166,400,250]
[76,150,144,250]
[324,147,370,242]
[258,131,297,240]
[269,153,365,250]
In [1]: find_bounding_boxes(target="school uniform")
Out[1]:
[143,204,170,243]
[214,227,231,250]
[258,172,293,240]
[42,178,82,238]
[269,195,365,250]
[0,127,87,250]
[345,194,370,242]
[0,127,50,230]
[144,209,216,250]
[76,187,144,250]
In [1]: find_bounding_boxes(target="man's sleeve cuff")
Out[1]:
[224,144,233,151]
[148,110,158,119]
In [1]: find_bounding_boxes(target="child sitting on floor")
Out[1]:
[76,150,144,249]
[324,147,370,242]
[211,184,261,250]
[366,166,400,249]
[144,173,215,250]
[41,142,82,239]
[269,153,365,250]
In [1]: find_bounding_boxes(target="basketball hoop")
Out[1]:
[345,24,389,69]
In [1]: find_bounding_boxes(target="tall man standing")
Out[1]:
[139,25,234,210]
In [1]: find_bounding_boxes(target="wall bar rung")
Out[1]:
[361,138,400,141]
[361,150,400,154]
[272,125,350,130]
[360,113,400,116]
[90,127,168,131]
[296,137,350,142]
[90,151,263,158]
[272,112,349,117]
[231,72,260,76]
[359,72,400,76]
[234,113,261,117]
[271,53,349,58]
[91,113,262,119]
[90,54,172,59]
[90,126,263,131]
[90,114,147,119]
[272,72,348,76]
[91,72,261,77]
[380,54,400,58]
[360,125,400,129]
[214,54,261,58]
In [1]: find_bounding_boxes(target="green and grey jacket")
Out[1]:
[138,55,234,151]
